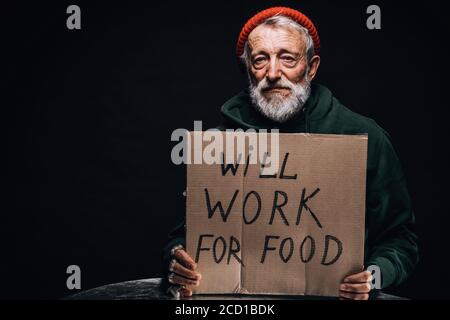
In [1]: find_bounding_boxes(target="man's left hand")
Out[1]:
[339,270,372,300]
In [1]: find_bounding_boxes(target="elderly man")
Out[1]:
[161,7,418,300]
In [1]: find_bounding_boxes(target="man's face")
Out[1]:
[248,24,309,91]
[246,24,320,122]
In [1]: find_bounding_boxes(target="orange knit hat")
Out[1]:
[236,6,321,58]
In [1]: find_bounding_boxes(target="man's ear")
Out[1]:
[307,55,321,81]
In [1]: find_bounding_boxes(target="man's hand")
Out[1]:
[167,246,202,297]
[339,270,372,300]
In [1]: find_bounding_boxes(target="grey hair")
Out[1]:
[240,15,315,69]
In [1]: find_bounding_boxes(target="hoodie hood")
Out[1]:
[220,83,334,133]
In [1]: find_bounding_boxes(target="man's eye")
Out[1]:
[253,58,266,64]
[281,56,295,62]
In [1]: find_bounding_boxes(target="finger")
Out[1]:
[173,249,197,270]
[168,273,200,287]
[172,261,202,281]
[179,287,193,298]
[340,282,371,294]
[339,291,369,300]
[343,271,372,283]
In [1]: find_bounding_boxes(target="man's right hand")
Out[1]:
[168,247,202,297]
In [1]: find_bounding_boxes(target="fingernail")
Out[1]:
[340,284,346,290]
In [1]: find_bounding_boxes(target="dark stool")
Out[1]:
[68,278,406,300]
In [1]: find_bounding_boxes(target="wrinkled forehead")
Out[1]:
[247,24,306,55]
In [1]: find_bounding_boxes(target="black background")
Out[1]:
[3,0,450,299]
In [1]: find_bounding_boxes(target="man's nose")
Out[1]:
[266,58,282,82]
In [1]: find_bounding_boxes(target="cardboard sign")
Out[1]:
[186,132,368,297]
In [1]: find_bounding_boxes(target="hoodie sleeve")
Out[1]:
[365,130,419,289]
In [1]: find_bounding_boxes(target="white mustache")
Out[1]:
[258,77,296,92]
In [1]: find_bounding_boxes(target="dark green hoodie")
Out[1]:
[162,83,418,291]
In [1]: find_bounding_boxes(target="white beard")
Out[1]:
[249,75,311,123]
